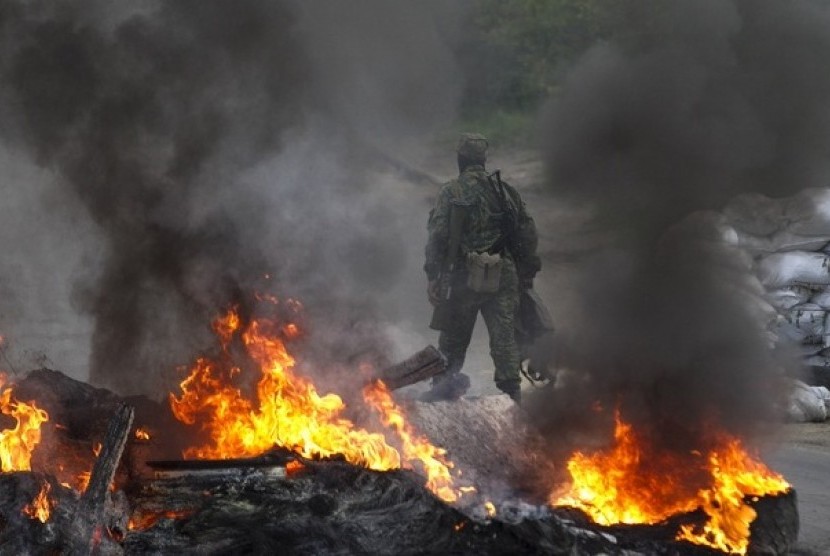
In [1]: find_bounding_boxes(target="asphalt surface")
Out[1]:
[770,423,830,555]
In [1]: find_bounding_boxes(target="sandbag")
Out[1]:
[725,188,830,237]
[768,285,814,311]
[795,345,825,358]
[775,304,828,344]
[809,288,830,309]
[815,385,830,404]
[787,189,830,235]
[788,380,828,422]
[725,192,795,236]
[757,251,830,288]
[737,232,830,255]
[803,354,830,366]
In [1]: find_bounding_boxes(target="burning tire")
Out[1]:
[552,488,799,555]
[747,489,799,556]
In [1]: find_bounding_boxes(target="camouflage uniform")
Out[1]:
[424,134,539,401]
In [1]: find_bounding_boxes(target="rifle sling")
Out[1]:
[486,170,518,257]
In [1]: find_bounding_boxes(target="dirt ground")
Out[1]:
[781,421,830,452]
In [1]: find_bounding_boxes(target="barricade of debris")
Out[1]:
[0,368,800,555]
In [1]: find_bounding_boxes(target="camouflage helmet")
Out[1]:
[456,132,488,162]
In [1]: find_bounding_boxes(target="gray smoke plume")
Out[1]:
[532,0,830,454]
[0,0,466,395]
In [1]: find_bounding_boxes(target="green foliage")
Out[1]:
[455,0,666,143]
[464,0,613,111]
[475,0,610,101]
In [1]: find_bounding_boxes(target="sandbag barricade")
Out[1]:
[725,189,830,422]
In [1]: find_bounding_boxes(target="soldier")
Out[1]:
[423,133,540,403]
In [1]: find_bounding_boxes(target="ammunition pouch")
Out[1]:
[465,251,502,293]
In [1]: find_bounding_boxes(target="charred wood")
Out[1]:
[0,370,801,555]
[374,345,447,390]
[67,403,134,555]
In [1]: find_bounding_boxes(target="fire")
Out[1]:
[213,308,241,347]
[0,374,49,472]
[135,427,151,441]
[552,412,790,554]
[171,312,399,468]
[676,438,791,554]
[285,460,305,476]
[77,471,92,492]
[129,509,194,531]
[170,305,464,501]
[23,480,52,523]
[553,414,703,524]
[484,501,497,519]
[363,380,460,502]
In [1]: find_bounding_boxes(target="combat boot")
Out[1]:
[420,372,470,402]
[495,380,521,404]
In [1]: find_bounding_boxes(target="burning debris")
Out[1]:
[0,290,807,554]
[0,368,801,555]
[0,300,801,554]
[0,373,48,472]
[167,301,467,503]
[0,0,825,554]
[551,412,791,555]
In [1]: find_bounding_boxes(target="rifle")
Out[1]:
[429,201,469,331]
[486,170,520,257]
[487,170,541,285]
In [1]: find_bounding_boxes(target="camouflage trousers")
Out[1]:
[438,259,521,387]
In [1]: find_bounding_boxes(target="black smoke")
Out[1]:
[532,0,830,452]
[0,0,309,393]
[0,0,466,395]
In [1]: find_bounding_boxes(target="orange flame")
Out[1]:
[552,412,790,554]
[76,471,92,493]
[135,427,151,441]
[676,439,790,554]
[23,481,52,523]
[285,460,305,476]
[129,509,194,531]
[212,307,241,349]
[170,306,464,501]
[0,374,49,472]
[362,380,463,502]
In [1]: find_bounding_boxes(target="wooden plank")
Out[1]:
[374,345,447,390]
[146,454,292,470]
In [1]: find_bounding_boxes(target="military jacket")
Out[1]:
[424,164,538,281]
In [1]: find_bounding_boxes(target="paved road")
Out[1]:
[770,424,830,555]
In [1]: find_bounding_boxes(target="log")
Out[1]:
[67,403,135,555]
[374,345,447,390]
